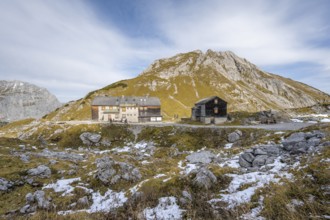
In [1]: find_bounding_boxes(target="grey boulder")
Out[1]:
[227,130,242,143]
[193,167,217,189]
[186,150,216,164]
[80,132,102,146]
[96,157,141,185]
[0,178,14,191]
[27,165,51,178]
[252,155,268,167]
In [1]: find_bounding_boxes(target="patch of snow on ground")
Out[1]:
[211,158,292,209]
[144,197,184,220]
[154,174,166,178]
[291,119,303,123]
[111,146,131,153]
[178,159,199,175]
[43,177,80,196]
[321,118,330,123]
[141,160,151,164]
[58,189,127,215]
[95,150,111,154]
[307,121,318,124]
[224,143,233,149]
[274,131,285,135]
[88,189,127,213]
[180,163,197,175]
[134,142,148,149]
[130,179,150,194]
[219,155,240,168]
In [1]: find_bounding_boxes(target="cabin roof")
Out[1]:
[195,96,227,105]
[92,96,161,106]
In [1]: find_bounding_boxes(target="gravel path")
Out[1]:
[58,121,315,131]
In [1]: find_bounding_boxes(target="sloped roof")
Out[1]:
[195,96,227,105]
[91,96,161,106]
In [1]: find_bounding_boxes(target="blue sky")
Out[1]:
[0,0,329,102]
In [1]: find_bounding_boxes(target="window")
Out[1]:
[122,107,126,112]
[101,106,105,110]
[214,107,218,114]
[214,99,218,104]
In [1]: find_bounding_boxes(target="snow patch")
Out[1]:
[43,177,80,196]
[224,143,233,149]
[89,189,127,213]
[211,158,292,208]
[291,119,303,123]
[144,197,184,220]
[321,118,330,123]
[219,155,240,168]
[111,146,131,153]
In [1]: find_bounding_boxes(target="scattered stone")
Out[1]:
[35,149,84,161]
[77,196,89,206]
[49,159,57,165]
[34,190,51,209]
[38,136,47,147]
[239,156,252,168]
[182,190,192,201]
[80,132,102,146]
[27,165,51,178]
[254,149,267,155]
[193,167,217,189]
[18,145,25,150]
[26,193,34,203]
[186,150,216,164]
[0,178,14,191]
[19,204,36,214]
[96,157,141,185]
[252,155,268,167]
[281,130,324,155]
[227,130,242,142]
[20,154,30,163]
[20,190,52,213]
[67,170,76,175]
[241,152,255,163]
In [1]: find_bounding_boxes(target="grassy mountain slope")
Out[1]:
[45,50,330,121]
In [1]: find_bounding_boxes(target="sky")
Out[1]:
[0,0,329,102]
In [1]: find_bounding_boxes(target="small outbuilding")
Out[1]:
[191,96,227,124]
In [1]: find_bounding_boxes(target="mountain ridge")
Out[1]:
[45,49,330,121]
[0,80,61,121]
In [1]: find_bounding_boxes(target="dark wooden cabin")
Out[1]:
[191,96,227,124]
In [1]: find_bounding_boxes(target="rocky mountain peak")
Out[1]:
[0,80,61,121]
[140,49,259,81]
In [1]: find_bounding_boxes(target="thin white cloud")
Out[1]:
[0,0,152,102]
[150,0,330,93]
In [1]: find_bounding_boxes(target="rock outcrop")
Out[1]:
[192,167,217,189]
[95,157,142,185]
[27,165,51,178]
[186,150,216,164]
[238,130,325,169]
[0,178,14,191]
[20,190,52,214]
[80,132,102,146]
[0,80,61,121]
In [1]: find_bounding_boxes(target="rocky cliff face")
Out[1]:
[46,49,330,120]
[0,80,61,121]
